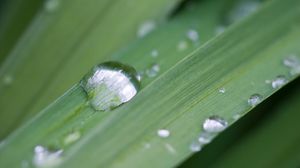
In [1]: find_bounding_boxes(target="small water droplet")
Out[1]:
[144,143,151,149]
[186,29,199,42]
[190,141,202,152]
[232,114,241,120]
[271,75,288,89]
[63,131,81,145]
[2,75,13,85]
[218,87,226,93]
[146,64,160,78]
[227,0,260,23]
[151,49,159,58]
[81,62,140,111]
[265,79,271,84]
[164,143,176,154]
[137,21,156,38]
[283,55,300,76]
[44,0,59,12]
[198,132,214,144]
[203,116,228,133]
[157,129,170,138]
[177,40,188,51]
[215,25,226,35]
[248,94,263,107]
[33,145,63,167]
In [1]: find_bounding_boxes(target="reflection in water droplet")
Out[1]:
[271,75,288,89]
[203,116,228,133]
[151,50,159,58]
[190,141,202,152]
[157,129,170,138]
[283,55,300,76]
[248,94,262,107]
[63,131,81,145]
[44,0,59,12]
[186,29,199,42]
[81,62,140,111]
[33,145,63,167]
[137,21,156,38]
[177,40,188,51]
[218,87,226,93]
[146,64,160,78]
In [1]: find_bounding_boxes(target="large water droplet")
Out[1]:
[33,145,63,167]
[203,116,228,133]
[157,129,170,138]
[137,21,156,38]
[283,55,300,76]
[186,29,199,42]
[248,94,262,107]
[81,62,140,111]
[271,75,288,89]
[146,64,160,78]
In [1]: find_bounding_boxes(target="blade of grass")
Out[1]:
[0,0,42,63]
[209,79,300,168]
[1,0,300,167]
[0,0,181,138]
[179,77,300,167]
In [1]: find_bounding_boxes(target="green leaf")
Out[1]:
[1,0,300,167]
[0,0,180,138]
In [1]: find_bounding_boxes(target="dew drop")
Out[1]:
[186,29,199,42]
[164,143,176,154]
[144,143,151,149]
[227,0,260,23]
[215,25,226,35]
[218,87,226,93]
[232,114,241,120]
[177,40,188,51]
[63,131,81,145]
[80,62,140,111]
[150,49,159,58]
[283,55,300,76]
[271,75,288,89]
[44,0,59,12]
[248,94,263,107]
[145,63,160,78]
[157,129,170,138]
[198,132,214,144]
[33,145,63,167]
[190,141,202,152]
[137,21,156,38]
[203,116,228,133]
